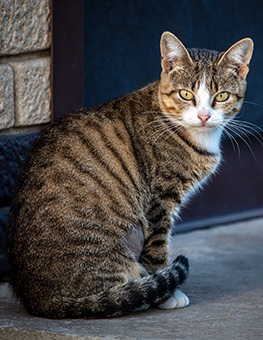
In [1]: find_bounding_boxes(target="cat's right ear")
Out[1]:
[160,32,193,73]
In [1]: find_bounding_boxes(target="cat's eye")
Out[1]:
[214,92,229,102]
[179,90,195,101]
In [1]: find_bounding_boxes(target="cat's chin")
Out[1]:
[189,125,218,133]
[195,125,213,131]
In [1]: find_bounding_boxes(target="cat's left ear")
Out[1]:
[217,38,254,79]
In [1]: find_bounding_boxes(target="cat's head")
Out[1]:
[158,32,253,148]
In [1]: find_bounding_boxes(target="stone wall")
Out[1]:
[0,0,51,131]
[0,0,51,276]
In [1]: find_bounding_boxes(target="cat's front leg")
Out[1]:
[139,211,171,274]
[140,205,190,309]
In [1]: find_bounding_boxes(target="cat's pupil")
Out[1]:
[179,89,194,101]
[215,92,229,102]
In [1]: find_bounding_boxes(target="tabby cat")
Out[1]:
[6,32,253,318]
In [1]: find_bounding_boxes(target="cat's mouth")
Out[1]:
[197,125,212,130]
[198,121,217,129]
[189,122,219,131]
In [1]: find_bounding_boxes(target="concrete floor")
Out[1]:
[0,218,263,340]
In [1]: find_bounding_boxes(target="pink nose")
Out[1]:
[198,114,210,124]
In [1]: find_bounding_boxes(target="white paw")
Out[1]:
[158,290,189,309]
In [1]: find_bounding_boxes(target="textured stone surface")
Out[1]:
[0,0,51,56]
[0,65,14,130]
[9,58,51,126]
[1,218,263,339]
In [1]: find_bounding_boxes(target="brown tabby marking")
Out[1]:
[6,32,253,318]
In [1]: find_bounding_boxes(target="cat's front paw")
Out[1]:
[158,290,189,309]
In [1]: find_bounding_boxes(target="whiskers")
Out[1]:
[219,118,263,163]
[221,100,263,162]
[139,108,263,163]
[243,100,263,109]
[139,111,184,145]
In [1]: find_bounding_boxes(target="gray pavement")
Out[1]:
[0,218,263,340]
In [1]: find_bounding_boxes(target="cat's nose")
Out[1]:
[198,113,210,124]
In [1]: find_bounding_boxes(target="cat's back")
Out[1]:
[9,105,140,228]
[10,102,142,223]
[16,82,157,181]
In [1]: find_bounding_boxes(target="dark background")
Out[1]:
[84,0,263,131]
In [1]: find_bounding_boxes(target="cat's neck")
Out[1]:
[186,127,223,155]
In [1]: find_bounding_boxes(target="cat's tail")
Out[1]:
[53,255,189,318]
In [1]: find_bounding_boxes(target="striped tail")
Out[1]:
[55,255,189,318]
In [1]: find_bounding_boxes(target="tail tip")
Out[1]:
[174,254,189,273]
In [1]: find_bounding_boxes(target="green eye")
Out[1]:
[179,90,195,101]
[214,92,229,102]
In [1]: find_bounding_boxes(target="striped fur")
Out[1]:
[6,32,253,318]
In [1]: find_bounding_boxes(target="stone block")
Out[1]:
[0,0,51,56]
[9,58,51,126]
[0,65,14,130]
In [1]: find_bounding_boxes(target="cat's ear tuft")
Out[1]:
[218,38,254,79]
[160,32,193,73]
